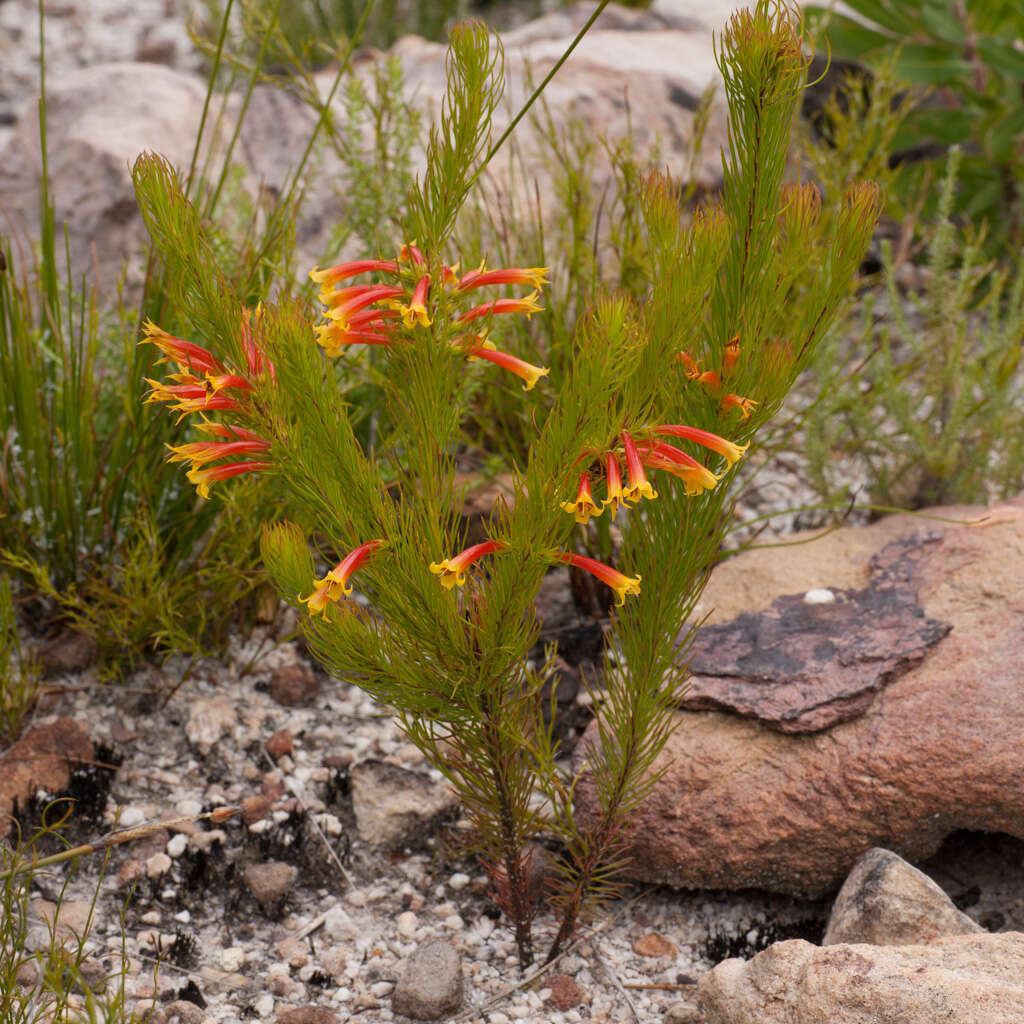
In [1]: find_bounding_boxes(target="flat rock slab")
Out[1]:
[697,932,1024,1024]
[575,497,1024,896]
[681,533,951,732]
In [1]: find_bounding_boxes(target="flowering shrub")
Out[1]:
[135,3,880,968]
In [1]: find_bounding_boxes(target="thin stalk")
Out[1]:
[479,0,610,174]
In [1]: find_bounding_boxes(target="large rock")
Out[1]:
[697,932,1024,1024]
[824,847,982,947]
[574,497,1024,896]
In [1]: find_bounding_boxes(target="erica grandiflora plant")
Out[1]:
[134,3,880,969]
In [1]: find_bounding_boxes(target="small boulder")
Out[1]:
[270,663,320,707]
[349,760,458,851]
[243,861,297,917]
[697,932,1024,1024]
[391,940,463,1021]
[184,698,235,756]
[824,847,982,946]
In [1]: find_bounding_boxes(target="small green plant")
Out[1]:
[0,577,40,744]
[136,3,879,969]
[804,0,1024,253]
[805,145,1024,510]
[0,816,133,1023]
[0,0,368,676]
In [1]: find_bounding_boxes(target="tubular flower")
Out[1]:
[675,350,703,380]
[723,334,741,376]
[142,320,224,375]
[429,540,508,590]
[325,285,406,330]
[621,431,657,504]
[204,373,254,395]
[603,452,626,516]
[166,438,271,466]
[455,262,549,293]
[650,424,748,464]
[143,378,241,418]
[640,441,720,496]
[400,274,432,328]
[554,551,641,608]
[465,341,549,391]
[561,472,603,524]
[299,539,385,616]
[309,260,399,288]
[315,321,393,356]
[186,460,272,500]
[240,305,274,379]
[398,242,426,266]
[455,292,543,325]
[194,420,266,442]
[720,392,759,421]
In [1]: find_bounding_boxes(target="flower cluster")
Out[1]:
[561,424,748,525]
[142,314,274,498]
[311,245,550,391]
[677,334,758,421]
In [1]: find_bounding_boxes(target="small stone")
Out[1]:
[391,940,463,1020]
[252,994,275,1018]
[448,872,471,891]
[370,981,394,998]
[319,946,348,978]
[803,588,836,604]
[185,698,236,756]
[243,861,297,916]
[824,847,983,946]
[16,960,39,987]
[38,628,97,674]
[631,931,678,958]
[663,1000,702,1024]
[220,946,246,972]
[145,853,172,879]
[242,794,274,824]
[276,937,308,969]
[545,973,585,1011]
[443,914,464,931]
[162,1001,204,1024]
[350,759,458,851]
[276,1008,337,1024]
[266,730,295,760]
[118,859,144,886]
[396,911,418,938]
[322,905,357,942]
[270,663,320,706]
[118,806,146,828]
[173,910,190,924]
[166,833,188,858]
[176,798,204,818]
[267,969,293,995]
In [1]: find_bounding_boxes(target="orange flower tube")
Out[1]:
[650,424,748,464]
[554,551,641,607]
[430,540,508,590]
[299,539,385,616]
[560,472,602,524]
[621,431,657,504]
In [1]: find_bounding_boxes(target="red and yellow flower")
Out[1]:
[464,339,549,391]
[429,540,507,590]
[621,431,658,505]
[602,452,625,516]
[299,540,385,616]
[560,473,603,524]
[554,551,641,607]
